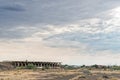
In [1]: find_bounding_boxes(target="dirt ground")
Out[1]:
[0,69,120,80]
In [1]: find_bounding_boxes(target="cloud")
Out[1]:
[0,3,26,12]
[0,0,120,65]
[0,11,119,51]
[0,0,120,27]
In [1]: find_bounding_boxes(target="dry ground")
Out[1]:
[0,69,120,80]
[0,69,80,80]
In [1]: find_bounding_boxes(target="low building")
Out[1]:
[2,61,61,69]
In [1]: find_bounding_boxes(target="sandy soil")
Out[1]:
[0,69,120,80]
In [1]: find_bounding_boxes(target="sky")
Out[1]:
[0,0,120,65]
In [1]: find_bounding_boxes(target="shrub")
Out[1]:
[103,75,109,79]
[81,65,86,68]
[62,65,76,69]
[26,64,36,69]
[82,70,92,75]
[91,64,99,68]
[112,66,120,70]
[42,68,45,70]
[79,75,86,78]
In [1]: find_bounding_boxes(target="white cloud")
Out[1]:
[0,0,118,66]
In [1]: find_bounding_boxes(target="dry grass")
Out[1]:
[0,69,120,80]
[0,69,79,80]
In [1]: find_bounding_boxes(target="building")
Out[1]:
[2,61,61,69]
